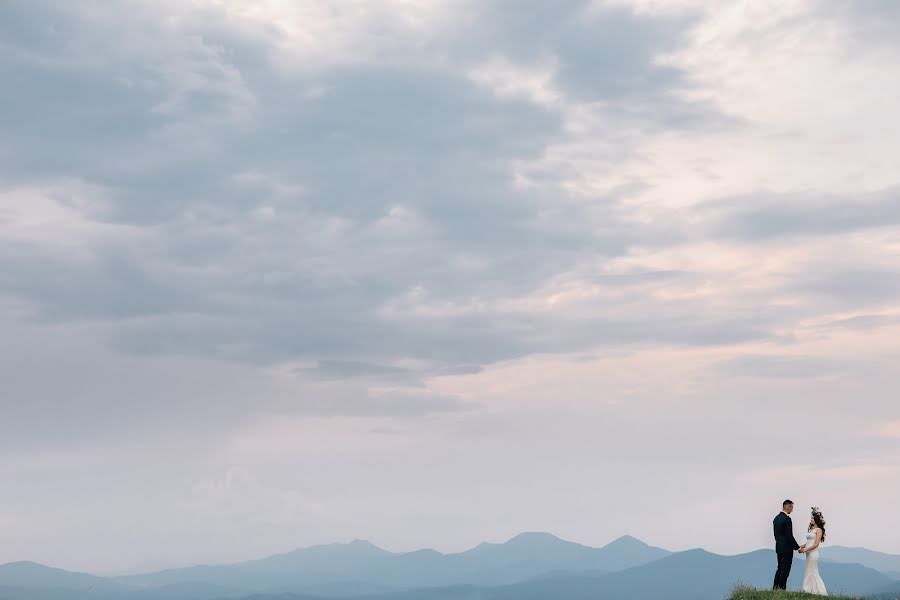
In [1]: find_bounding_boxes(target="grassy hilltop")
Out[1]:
[728,585,864,600]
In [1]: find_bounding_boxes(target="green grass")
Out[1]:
[728,584,865,600]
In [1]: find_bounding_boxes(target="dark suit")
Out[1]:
[773,511,801,589]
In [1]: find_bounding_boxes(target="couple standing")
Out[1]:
[773,499,828,595]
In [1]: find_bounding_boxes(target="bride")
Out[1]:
[801,506,828,595]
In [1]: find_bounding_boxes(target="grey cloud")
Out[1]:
[0,245,204,320]
[446,0,730,134]
[816,313,900,331]
[453,1,700,100]
[240,65,561,224]
[0,314,473,451]
[688,187,900,322]
[0,0,736,384]
[812,0,900,48]
[295,360,420,383]
[99,297,780,378]
[794,268,900,307]
[0,2,250,190]
[701,186,900,242]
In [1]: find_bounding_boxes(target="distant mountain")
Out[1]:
[115,539,393,594]
[282,580,396,598]
[0,586,95,600]
[0,536,893,600]
[0,583,245,600]
[448,532,669,582]
[588,534,673,571]
[0,561,124,592]
[480,549,893,600]
[169,548,893,600]
[126,581,247,599]
[115,532,670,592]
[822,546,900,576]
[0,562,245,600]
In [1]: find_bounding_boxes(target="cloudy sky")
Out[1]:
[2,0,899,575]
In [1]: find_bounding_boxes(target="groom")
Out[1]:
[773,499,806,590]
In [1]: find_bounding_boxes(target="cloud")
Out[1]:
[0,0,740,383]
[295,360,419,382]
[700,186,900,242]
[794,267,900,307]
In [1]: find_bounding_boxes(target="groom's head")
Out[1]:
[783,500,794,514]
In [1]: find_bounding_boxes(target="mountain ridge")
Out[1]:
[821,545,900,576]
[111,531,670,591]
[2,535,898,600]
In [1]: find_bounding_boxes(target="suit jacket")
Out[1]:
[774,511,800,553]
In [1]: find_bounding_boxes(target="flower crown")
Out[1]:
[811,506,827,524]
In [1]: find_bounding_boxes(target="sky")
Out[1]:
[1,0,899,575]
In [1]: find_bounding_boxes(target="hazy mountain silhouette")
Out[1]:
[114,539,392,593]
[0,581,245,600]
[114,532,669,592]
[0,535,896,600]
[166,548,893,600]
[821,545,900,576]
[444,532,669,582]
[0,561,125,592]
[479,549,893,600]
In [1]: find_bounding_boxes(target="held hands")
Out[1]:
[798,545,807,554]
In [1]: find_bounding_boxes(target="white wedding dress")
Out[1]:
[803,529,828,595]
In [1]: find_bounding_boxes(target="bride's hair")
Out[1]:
[809,507,827,542]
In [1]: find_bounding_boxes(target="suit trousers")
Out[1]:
[773,549,793,590]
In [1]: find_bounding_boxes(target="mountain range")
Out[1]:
[1,533,898,600]
[821,546,900,579]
